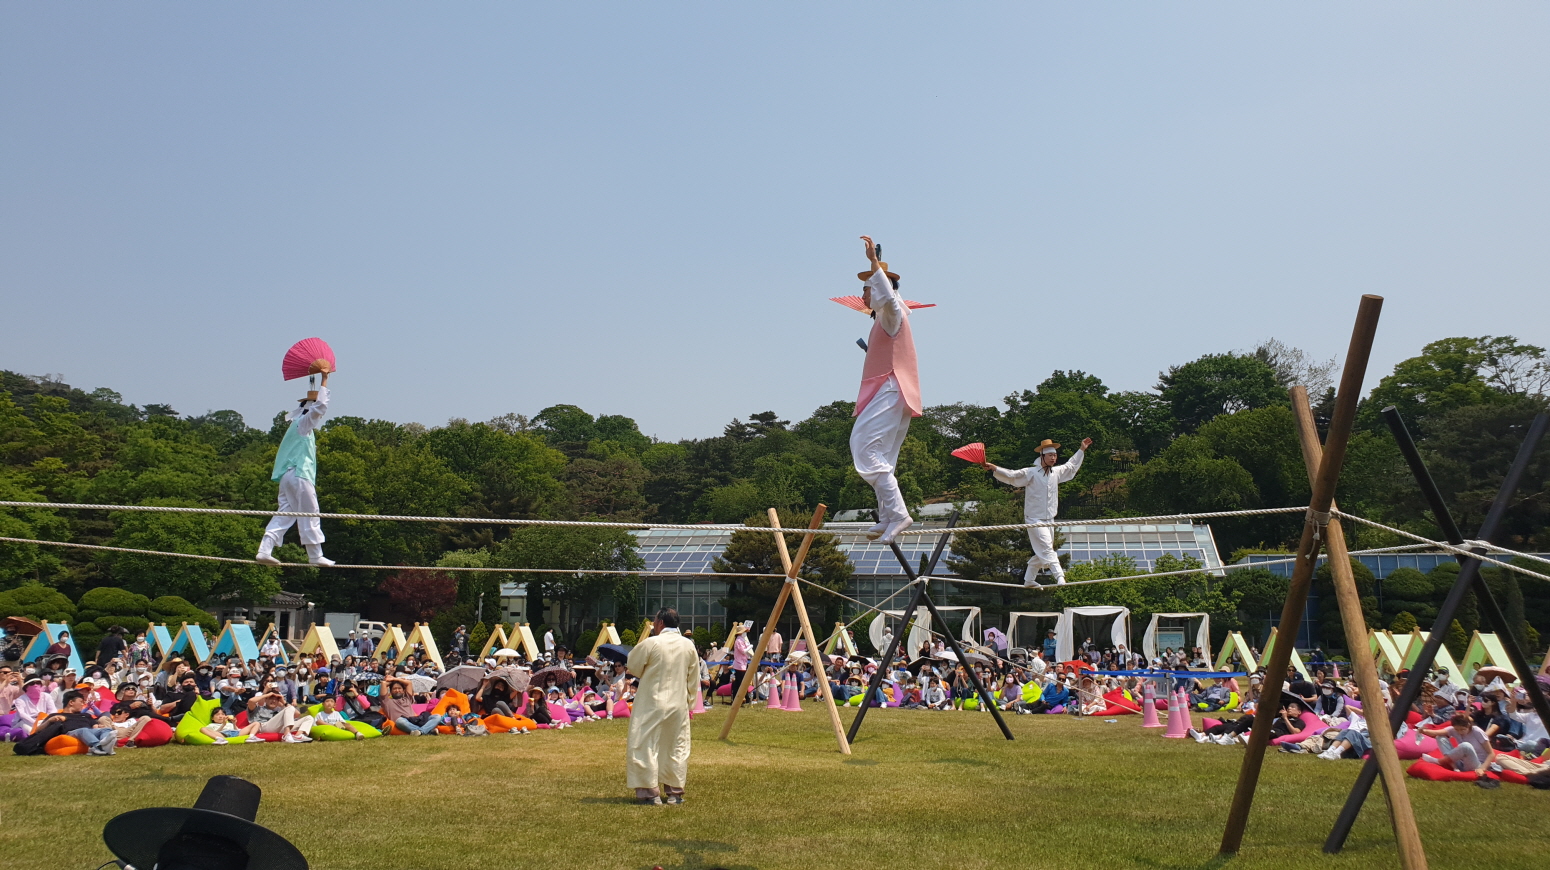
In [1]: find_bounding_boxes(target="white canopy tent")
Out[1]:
[1055,606,1130,663]
[1008,612,1063,653]
[868,607,932,657]
[932,606,981,646]
[1143,612,1212,665]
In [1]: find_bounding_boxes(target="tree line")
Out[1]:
[1,334,1546,656]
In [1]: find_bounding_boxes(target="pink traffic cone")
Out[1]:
[785,675,803,711]
[1141,681,1163,728]
[768,676,783,709]
[1163,687,1189,738]
[690,688,708,716]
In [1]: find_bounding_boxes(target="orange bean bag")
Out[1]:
[45,735,90,755]
[481,714,538,733]
[433,689,471,734]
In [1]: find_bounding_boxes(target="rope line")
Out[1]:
[0,499,1309,538]
[0,536,786,579]
[1330,512,1550,585]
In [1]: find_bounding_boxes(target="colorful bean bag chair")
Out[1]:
[846,693,864,707]
[229,709,281,742]
[1269,711,1325,746]
[125,717,175,748]
[480,713,540,733]
[1393,729,1440,760]
[0,712,27,743]
[431,689,472,734]
[1407,759,1528,785]
[1096,689,1141,716]
[45,734,90,755]
[176,698,254,745]
[612,699,631,718]
[303,704,382,740]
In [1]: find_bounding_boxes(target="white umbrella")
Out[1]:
[494,648,520,658]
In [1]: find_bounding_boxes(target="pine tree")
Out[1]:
[1444,619,1468,659]
[1389,611,1418,634]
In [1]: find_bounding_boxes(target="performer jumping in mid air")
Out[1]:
[851,235,921,544]
[984,437,1092,586]
[256,369,335,567]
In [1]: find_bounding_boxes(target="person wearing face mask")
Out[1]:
[1314,680,1347,720]
[157,674,205,723]
[13,677,58,734]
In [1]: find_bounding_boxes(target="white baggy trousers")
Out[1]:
[260,469,325,551]
[1026,525,1065,583]
[850,379,912,525]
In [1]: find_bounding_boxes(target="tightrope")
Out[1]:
[1331,511,1550,585]
[0,499,1309,538]
[0,536,787,579]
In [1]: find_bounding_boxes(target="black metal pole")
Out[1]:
[1324,408,1548,853]
[845,578,926,744]
[917,585,1015,740]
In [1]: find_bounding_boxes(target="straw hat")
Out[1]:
[1036,439,1061,454]
[857,263,901,282]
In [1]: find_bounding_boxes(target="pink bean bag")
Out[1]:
[1202,718,1222,731]
[1393,729,1439,760]
[714,683,732,697]
[1270,711,1325,746]
[612,699,631,718]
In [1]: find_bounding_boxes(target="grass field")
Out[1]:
[1,705,1544,870]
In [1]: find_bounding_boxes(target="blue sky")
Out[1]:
[3,4,1547,440]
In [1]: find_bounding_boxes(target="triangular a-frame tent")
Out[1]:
[255,623,290,663]
[823,622,857,658]
[402,623,444,670]
[168,622,211,664]
[372,625,409,662]
[1368,630,1408,676]
[476,624,511,662]
[1460,631,1510,681]
[209,621,260,663]
[149,624,176,659]
[1399,630,1464,682]
[21,622,85,674]
[1214,631,1258,673]
[515,623,543,662]
[297,623,340,661]
[588,622,623,659]
[1258,628,1309,680]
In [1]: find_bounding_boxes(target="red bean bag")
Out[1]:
[1101,690,1140,714]
[45,735,89,755]
[1407,760,1527,785]
[125,718,174,748]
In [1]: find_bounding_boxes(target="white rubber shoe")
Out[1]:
[876,516,913,545]
[255,553,281,566]
[865,521,888,541]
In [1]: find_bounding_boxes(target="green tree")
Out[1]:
[491,525,643,637]
[1444,618,1469,659]
[713,509,853,629]
[1357,337,1509,433]
[1390,611,1419,633]
[1157,353,1284,434]
[0,582,77,623]
[0,470,67,589]
[106,501,280,605]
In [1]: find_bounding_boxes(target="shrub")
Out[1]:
[0,583,77,623]
[620,629,638,645]
[576,630,599,657]
[1389,611,1418,634]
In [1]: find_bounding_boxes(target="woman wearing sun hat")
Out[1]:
[983,436,1092,586]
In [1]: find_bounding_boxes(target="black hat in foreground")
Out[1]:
[103,775,307,870]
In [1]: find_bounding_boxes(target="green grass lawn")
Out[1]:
[1,706,1544,870]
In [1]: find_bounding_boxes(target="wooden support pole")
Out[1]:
[1220,294,1383,856]
[765,505,851,754]
[718,582,790,739]
[1290,387,1427,870]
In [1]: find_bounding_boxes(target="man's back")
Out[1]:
[628,631,698,711]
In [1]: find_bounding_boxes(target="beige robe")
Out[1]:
[625,627,700,789]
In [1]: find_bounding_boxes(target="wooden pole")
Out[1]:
[1220,294,1383,856]
[765,506,850,753]
[1290,387,1427,870]
[718,505,841,747]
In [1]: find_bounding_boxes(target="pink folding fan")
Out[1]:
[281,337,337,381]
[828,296,936,314]
[950,442,986,465]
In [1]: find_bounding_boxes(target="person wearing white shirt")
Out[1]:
[1027,651,1048,678]
[544,629,556,660]
[256,369,334,566]
[983,436,1092,586]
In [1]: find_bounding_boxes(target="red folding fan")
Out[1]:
[950,442,986,465]
[281,337,337,381]
[829,296,936,314]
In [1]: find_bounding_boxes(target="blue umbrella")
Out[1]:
[596,644,632,664]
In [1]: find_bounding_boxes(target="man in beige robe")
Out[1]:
[626,607,701,805]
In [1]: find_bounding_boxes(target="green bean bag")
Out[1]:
[175,697,254,745]
[1021,682,1042,704]
[305,704,382,740]
[846,694,863,707]
[964,697,979,710]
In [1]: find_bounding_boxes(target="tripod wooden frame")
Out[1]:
[718,504,851,755]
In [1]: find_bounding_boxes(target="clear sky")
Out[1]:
[3,4,1547,441]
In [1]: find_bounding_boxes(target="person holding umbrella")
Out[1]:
[625,608,700,806]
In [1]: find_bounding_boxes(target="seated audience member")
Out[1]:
[1314,710,1370,760]
[200,707,262,744]
[247,691,314,743]
[1473,695,1521,741]
[106,704,154,747]
[338,684,385,730]
[1313,681,1347,721]
[314,696,367,739]
[13,676,60,734]
[383,675,441,736]
[158,673,206,723]
[1508,686,1548,755]
[1421,712,1495,777]
[30,691,117,755]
